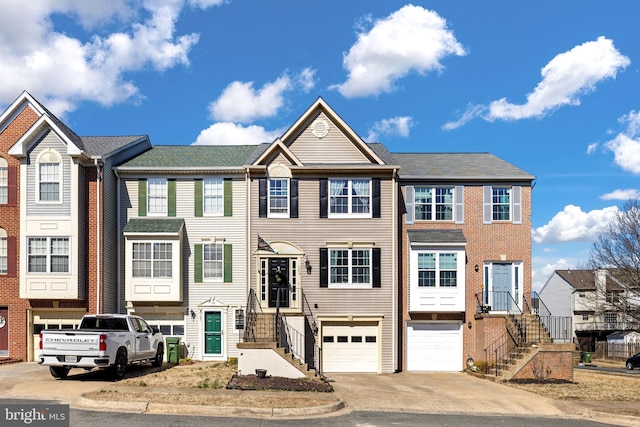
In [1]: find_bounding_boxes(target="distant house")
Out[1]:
[539,269,639,351]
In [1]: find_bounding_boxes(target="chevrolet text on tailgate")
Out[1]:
[39,314,164,380]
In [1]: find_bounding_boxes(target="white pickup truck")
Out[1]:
[39,314,164,380]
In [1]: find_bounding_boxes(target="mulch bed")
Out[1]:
[508,378,575,385]
[226,374,333,392]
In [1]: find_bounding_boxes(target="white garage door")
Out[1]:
[322,324,379,373]
[407,322,462,371]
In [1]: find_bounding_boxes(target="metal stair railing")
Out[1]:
[243,289,263,342]
[301,291,321,375]
[529,291,573,343]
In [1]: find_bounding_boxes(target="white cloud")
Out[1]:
[444,37,629,129]
[192,122,282,146]
[600,189,640,200]
[209,70,316,123]
[532,204,619,244]
[586,142,598,154]
[0,0,221,116]
[605,110,640,173]
[533,258,575,292]
[333,5,466,98]
[366,116,414,142]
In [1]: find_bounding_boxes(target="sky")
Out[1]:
[0,0,639,292]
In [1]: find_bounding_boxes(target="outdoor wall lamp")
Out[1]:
[474,264,479,272]
[190,309,196,319]
[304,255,312,274]
[468,321,472,329]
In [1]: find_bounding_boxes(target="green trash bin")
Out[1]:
[166,337,181,364]
[584,352,591,363]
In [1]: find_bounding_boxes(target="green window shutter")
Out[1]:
[168,179,176,217]
[194,244,203,283]
[138,179,147,217]
[224,178,232,217]
[224,244,232,283]
[194,179,203,217]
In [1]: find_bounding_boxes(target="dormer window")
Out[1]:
[37,150,61,202]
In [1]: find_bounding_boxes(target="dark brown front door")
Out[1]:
[268,258,289,308]
[0,308,8,357]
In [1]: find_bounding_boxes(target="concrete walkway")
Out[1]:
[0,362,638,426]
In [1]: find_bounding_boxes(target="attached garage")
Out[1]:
[322,323,379,373]
[406,322,462,371]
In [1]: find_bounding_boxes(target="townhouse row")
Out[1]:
[0,91,534,373]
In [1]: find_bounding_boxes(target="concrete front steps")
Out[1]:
[237,341,318,379]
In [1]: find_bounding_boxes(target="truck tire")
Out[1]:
[152,344,164,368]
[111,349,128,381]
[49,366,70,379]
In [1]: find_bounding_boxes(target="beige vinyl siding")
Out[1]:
[250,177,396,372]
[26,131,71,216]
[288,112,371,164]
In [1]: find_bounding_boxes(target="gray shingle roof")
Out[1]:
[555,269,626,291]
[118,145,262,169]
[81,136,148,157]
[407,229,467,244]
[123,218,184,234]
[392,152,535,181]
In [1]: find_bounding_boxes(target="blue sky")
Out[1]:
[1,1,639,291]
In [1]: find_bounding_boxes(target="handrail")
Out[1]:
[243,289,263,342]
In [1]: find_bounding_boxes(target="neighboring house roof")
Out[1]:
[392,152,535,181]
[116,145,261,172]
[122,218,184,234]
[407,229,467,245]
[555,269,626,291]
[81,136,149,158]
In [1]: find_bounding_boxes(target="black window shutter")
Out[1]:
[319,248,328,287]
[319,179,328,218]
[259,179,267,218]
[372,178,380,218]
[372,247,381,288]
[290,178,298,218]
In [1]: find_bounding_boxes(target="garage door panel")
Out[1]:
[407,322,461,372]
[322,324,378,373]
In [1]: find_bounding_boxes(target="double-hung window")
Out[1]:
[147,179,167,215]
[329,179,371,217]
[203,242,223,280]
[416,252,457,287]
[329,248,371,287]
[0,158,7,204]
[27,237,69,273]
[132,242,172,278]
[269,178,289,216]
[37,151,61,202]
[203,178,223,215]
[0,234,6,274]
[492,187,511,221]
[414,187,453,220]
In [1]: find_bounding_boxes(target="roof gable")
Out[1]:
[252,97,385,167]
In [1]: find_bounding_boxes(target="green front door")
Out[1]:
[204,311,222,355]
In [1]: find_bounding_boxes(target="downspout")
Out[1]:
[392,168,398,372]
[245,168,251,321]
[115,168,121,314]
[95,159,102,314]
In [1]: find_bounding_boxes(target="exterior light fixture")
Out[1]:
[474,264,479,273]
[304,255,312,274]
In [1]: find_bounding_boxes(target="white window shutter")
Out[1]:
[454,186,464,224]
[405,186,414,224]
[483,186,492,224]
[512,186,522,224]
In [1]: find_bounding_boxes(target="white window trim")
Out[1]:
[35,149,62,204]
[202,242,223,282]
[147,178,168,216]
[413,186,455,222]
[267,178,290,218]
[328,178,372,219]
[328,247,372,289]
[203,178,224,216]
[27,236,71,274]
[131,241,173,279]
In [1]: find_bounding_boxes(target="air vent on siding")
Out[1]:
[311,118,329,138]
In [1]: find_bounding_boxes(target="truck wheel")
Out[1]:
[111,349,128,381]
[152,344,164,368]
[49,366,70,379]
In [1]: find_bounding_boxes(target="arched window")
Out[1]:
[37,149,61,202]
